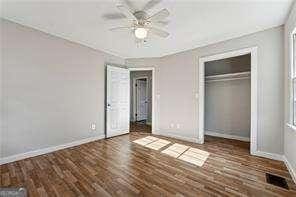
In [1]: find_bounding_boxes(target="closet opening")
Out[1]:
[198,47,258,155]
[205,54,251,143]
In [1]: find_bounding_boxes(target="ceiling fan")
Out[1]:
[103,0,170,42]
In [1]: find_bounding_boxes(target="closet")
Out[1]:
[204,54,251,141]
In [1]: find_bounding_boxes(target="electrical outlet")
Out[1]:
[91,123,96,131]
[170,123,174,128]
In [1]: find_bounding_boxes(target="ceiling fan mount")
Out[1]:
[134,11,148,21]
[103,0,170,42]
[133,11,151,26]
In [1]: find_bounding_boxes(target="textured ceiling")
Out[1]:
[1,0,293,58]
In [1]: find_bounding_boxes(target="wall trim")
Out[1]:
[252,150,283,161]
[283,156,296,184]
[0,135,105,165]
[198,47,258,156]
[205,130,250,142]
[153,130,199,143]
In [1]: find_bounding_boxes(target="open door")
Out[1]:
[136,79,148,121]
[106,65,130,138]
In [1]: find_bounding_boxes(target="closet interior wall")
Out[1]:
[204,54,251,141]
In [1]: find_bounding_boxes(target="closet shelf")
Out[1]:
[205,71,250,82]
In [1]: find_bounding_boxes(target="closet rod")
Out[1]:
[205,71,250,83]
[205,76,250,83]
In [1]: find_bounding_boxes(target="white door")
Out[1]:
[106,65,130,138]
[136,79,148,121]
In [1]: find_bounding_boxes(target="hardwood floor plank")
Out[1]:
[1,129,296,196]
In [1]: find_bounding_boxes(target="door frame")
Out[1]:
[129,67,156,133]
[133,77,149,121]
[198,47,258,155]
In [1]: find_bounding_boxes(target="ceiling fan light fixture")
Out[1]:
[135,27,147,39]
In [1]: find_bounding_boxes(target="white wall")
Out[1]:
[1,19,125,158]
[0,21,3,158]
[130,71,152,123]
[127,25,284,155]
[284,2,296,182]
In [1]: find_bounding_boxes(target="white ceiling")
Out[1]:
[1,0,294,58]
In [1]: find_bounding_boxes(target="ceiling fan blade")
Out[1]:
[116,4,138,22]
[102,13,126,20]
[149,27,169,38]
[123,0,136,13]
[148,9,169,22]
[142,0,162,11]
[109,26,132,32]
[154,20,170,26]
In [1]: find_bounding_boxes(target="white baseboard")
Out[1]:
[0,135,105,165]
[283,156,296,184]
[252,150,284,161]
[153,131,198,143]
[205,130,250,142]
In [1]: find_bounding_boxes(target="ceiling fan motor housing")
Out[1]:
[134,11,150,25]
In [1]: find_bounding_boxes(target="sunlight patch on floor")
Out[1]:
[162,144,209,167]
[133,136,171,150]
[133,137,210,167]
[161,143,189,158]
[145,139,171,150]
[179,148,209,167]
[133,136,159,146]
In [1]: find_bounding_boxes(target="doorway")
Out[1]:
[105,66,155,138]
[198,47,258,155]
[130,71,152,133]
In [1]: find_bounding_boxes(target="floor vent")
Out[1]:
[266,173,289,190]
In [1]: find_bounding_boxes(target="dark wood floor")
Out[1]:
[1,130,296,196]
[130,121,151,133]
